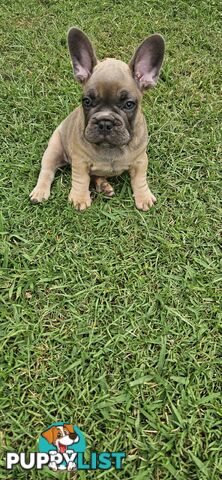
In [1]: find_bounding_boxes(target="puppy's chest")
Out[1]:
[89,155,131,177]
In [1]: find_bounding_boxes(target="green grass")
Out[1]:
[0,0,221,478]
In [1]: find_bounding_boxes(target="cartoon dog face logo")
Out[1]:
[39,422,86,471]
[41,424,79,454]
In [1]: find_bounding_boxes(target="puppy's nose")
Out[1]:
[69,433,77,440]
[97,118,114,133]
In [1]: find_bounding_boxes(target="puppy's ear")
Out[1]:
[129,34,165,90]
[68,27,97,84]
[41,426,57,444]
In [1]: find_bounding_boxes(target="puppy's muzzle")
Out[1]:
[97,118,114,134]
[85,112,130,146]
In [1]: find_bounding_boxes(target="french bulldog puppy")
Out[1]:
[30,28,165,211]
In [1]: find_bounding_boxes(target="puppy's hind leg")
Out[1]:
[92,176,115,197]
[29,129,66,204]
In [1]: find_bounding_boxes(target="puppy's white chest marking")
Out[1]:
[90,157,129,177]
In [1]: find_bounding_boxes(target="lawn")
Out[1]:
[0,0,221,478]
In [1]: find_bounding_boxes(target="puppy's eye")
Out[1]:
[57,432,62,438]
[124,100,135,110]
[82,97,92,108]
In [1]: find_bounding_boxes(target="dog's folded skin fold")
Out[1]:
[29,28,165,211]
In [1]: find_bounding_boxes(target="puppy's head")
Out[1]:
[68,28,165,147]
[41,424,78,453]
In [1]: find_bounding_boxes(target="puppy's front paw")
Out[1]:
[48,462,57,471]
[69,190,92,211]
[134,189,156,211]
[29,185,50,204]
[94,177,115,197]
[67,461,77,471]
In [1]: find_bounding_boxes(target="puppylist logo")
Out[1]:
[6,422,126,472]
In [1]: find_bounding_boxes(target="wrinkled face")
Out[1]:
[82,59,141,147]
[68,28,165,146]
